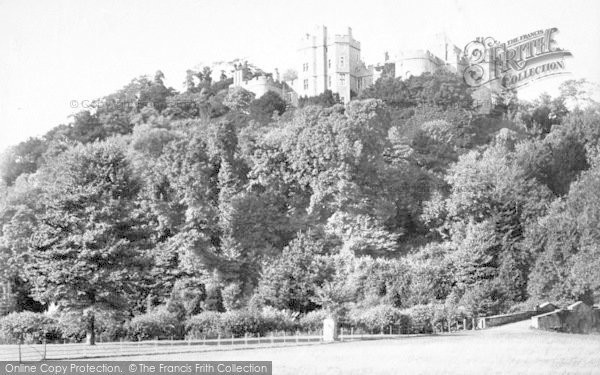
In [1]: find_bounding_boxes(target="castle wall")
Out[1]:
[395,50,444,79]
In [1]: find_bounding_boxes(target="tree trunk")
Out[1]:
[85,311,96,346]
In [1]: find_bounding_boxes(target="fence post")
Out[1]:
[217,333,221,347]
[389,325,392,335]
[231,334,234,346]
[43,338,47,360]
[270,332,274,345]
[350,327,354,339]
[245,333,248,346]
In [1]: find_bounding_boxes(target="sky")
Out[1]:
[1,0,600,153]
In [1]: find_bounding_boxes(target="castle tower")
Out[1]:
[296,26,372,104]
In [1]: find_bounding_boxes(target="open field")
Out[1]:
[81,321,600,375]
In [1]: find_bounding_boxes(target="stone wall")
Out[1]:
[476,302,558,329]
[531,302,600,334]
[477,310,537,329]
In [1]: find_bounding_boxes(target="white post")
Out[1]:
[322,316,338,342]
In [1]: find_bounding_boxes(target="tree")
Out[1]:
[518,93,568,136]
[527,155,600,304]
[249,91,287,124]
[255,232,330,313]
[223,87,255,114]
[25,140,152,345]
[298,90,340,108]
[0,138,47,186]
[423,142,554,308]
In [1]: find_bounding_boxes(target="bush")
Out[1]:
[298,310,329,332]
[167,278,206,319]
[57,312,86,342]
[259,307,298,333]
[58,309,128,343]
[220,310,263,337]
[127,307,182,340]
[401,304,435,333]
[185,311,223,339]
[185,308,300,339]
[348,305,407,333]
[0,312,61,344]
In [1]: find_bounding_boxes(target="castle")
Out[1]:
[229,26,467,106]
[293,26,374,104]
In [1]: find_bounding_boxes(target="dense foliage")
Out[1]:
[1,68,599,342]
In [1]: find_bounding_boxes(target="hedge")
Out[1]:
[127,308,183,340]
[0,311,62,344]
[347,305,409,333]
[58,310,128,342]
[186,308,302,339]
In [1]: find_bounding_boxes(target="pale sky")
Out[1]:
[1,0,599,153]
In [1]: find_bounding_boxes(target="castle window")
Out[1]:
[339,73,346,86]
[328,59,331,69]
[328,75,332,88]
[340,56,344,66]
[303,79,308,90]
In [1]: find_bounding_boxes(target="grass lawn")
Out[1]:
[90,321,600,374]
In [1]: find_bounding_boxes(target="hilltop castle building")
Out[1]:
[228,26,467,107]
[294,26,374,104]
[394,34,466,79]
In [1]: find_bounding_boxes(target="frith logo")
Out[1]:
[463,28,572,89]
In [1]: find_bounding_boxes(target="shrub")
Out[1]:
[220,310,263,337]
[0,312,61,344]
[348,305,407,333]
[401,304,435,333]
[259,307,298,333]
[185,311,223,339]
[222,283,243,312]
[185,308,300,339]
[57,312,86,342]
[58,309,128,343]
[167,278,206,318]
[127,307,182,340]
[298,310,329,332]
